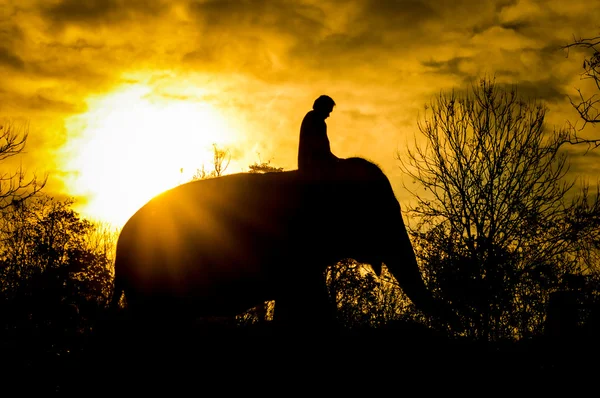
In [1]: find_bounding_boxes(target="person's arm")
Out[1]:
[322,124,338,160]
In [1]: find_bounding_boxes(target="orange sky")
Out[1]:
[1,0,599,226]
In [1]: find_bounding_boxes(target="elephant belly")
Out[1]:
[122,237,279,318]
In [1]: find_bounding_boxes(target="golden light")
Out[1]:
[62,84,238,227]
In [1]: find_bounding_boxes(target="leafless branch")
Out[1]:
[0,119,47,209]
[562,34,600,143]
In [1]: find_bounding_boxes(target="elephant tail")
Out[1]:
[110,238,130,313]
[110,273,124,312]
[110,247,126,312]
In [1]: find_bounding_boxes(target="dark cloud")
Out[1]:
[183,0,443,80]
[26,94,82,113]
[0,91,83,115]
[408,72,569,116]
[289,32,388,74]
[499,20,531,33]
[494,69,520,78]
[182,0,327,78]
[562,148,600,178]
[421,56,473,78]
[311,0,440,53]
[511,78,568,103]
[0,21,25,43]
[42,0,169,26]
[344,109,378,123]
[46,38,106,52]
[359,0,439,29]
[182,38,286,80]
[0,47,24,69]
[189,0,324,39]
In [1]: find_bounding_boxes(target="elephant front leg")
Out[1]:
[273,270,338,333]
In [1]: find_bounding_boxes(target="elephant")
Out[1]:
[110,157,451,330]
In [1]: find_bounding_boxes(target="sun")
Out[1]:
[62,84,238,227]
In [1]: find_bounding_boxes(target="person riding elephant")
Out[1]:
[298,95,339,173]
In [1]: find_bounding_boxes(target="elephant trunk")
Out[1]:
[384,221,463,330]
[385,220,438,316]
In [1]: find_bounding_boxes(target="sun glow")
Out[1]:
[63,85,238,227]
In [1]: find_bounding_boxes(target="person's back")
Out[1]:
[298,95,338,172]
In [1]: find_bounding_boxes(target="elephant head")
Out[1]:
[111,157,451,327]
[295,158,443,317]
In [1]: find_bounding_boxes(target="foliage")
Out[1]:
[0,195,115,339]
[326,259,410,329]
[248,159,284,174]
[398,78,600,340]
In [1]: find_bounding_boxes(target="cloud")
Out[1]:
[0,91,82,114]
[0,0,599,217]
[511,77,568,103]
[561,146,600,186]
[0,46,24,69]
[182,0,327,79]
[41,0,170,27]
[422,56,474,79]
[188,0,325,36]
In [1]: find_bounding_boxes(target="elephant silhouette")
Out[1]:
[110,157,449,329]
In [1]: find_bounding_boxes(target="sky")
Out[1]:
[1,0,599,226]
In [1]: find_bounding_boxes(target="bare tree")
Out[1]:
[191,143,231,181]
[0,119,47,209]
[398,78,600,340]
[562,34,600,148]
[211,143,230,177]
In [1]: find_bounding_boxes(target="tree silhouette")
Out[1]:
[0,195,114,345]
[562,33,600,148]
[326,260,411,329]
[398,77,600,340]
[0,119,47,209]
[191,143,231,180]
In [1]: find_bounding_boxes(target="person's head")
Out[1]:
[313,95,336,119]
